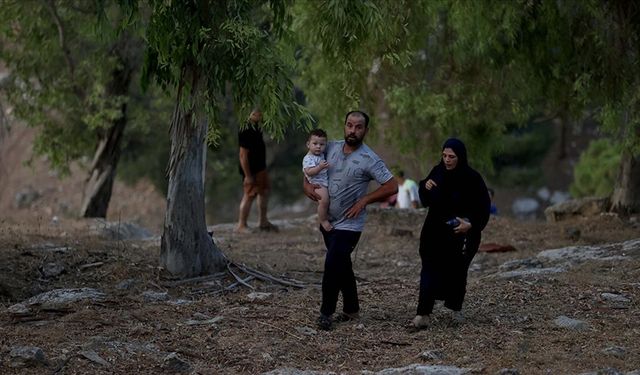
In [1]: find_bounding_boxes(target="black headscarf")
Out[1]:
[442,138,468,167]
[432,138,471,188]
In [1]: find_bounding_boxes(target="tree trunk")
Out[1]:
[610,151,640,214]
[160,65,226,277]
[80,59,132,218]
[556,113,569,160]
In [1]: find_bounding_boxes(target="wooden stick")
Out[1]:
[257,320,302,340]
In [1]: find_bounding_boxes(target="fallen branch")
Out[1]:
[161,272,227,287]
[232,262,306,288]
[226,275,256,291]
[79,262,104,270]
[227,263,255,290]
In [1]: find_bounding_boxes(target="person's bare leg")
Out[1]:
[257,192,273,229]
[236,193,255,232]
[316,187,333,231]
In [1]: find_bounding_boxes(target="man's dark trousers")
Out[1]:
[319,227,362,316]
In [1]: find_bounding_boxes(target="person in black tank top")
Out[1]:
[236,109,277,233]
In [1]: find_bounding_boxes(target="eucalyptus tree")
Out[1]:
[0,1,146,218]
[118,0,314,277]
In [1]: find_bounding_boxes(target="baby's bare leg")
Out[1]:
[316,187,333,231]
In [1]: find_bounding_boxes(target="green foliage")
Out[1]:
[570,138,622,198]
[121,0,313,142]
[0,1,144,174]
[291,0,419,131]
[488,121,554,188]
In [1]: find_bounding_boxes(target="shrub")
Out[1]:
[570,138,621,198]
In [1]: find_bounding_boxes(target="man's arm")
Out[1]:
[303,176,322,201]
[409,183,420,208]
[345,178,398,219]
[239,147,253,183]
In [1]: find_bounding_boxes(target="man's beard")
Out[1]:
[345,134,362,146]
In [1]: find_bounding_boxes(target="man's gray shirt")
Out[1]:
[325,140,393,231]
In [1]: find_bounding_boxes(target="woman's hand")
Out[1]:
[424,179,437,190]
[454,217,472,234]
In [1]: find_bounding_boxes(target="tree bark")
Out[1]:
[80,58,132,218]
[610,151,640,214]
[160,65,226,277]
[556,113,569,160]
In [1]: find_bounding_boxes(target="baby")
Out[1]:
[302,128,332,231]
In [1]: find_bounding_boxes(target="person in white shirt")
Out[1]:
[395,170,420,209]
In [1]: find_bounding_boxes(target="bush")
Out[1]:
[570,138,621,198]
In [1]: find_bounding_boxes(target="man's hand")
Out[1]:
[243,175,255,186]
[319,160,329,170]
[345,198,367,219]
[303,178,321,201]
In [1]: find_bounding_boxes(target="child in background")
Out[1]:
[302,129,333,231]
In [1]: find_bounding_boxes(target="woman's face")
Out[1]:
[442,148,458,170]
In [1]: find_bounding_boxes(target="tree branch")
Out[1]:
[43,0,75,79]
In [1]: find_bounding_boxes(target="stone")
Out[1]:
[553,315,588,331]
[90,219,154,240]
[295,326,317,336]
[247,292,272,301]
[9,346,47,368]
[499,258,543,271]
[162,352,191,373]
[600,293,630,304]
[79,350,110,367]
[40,262,65,278]
[601,346,626,358]
[362,364,472,375]
[419,350,445,361]
[8,288,106,314]
[544,197,610,222]
[497,267,565,279]
[142,291,169,302]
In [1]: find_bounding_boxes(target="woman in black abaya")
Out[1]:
[413,138,490,328]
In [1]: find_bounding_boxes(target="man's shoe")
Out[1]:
[317,314,332,330]
[333,312,359,323]
[412,315,430,328]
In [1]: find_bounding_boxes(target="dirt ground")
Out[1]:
[2,123,640,374]
[1,207,639,374]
